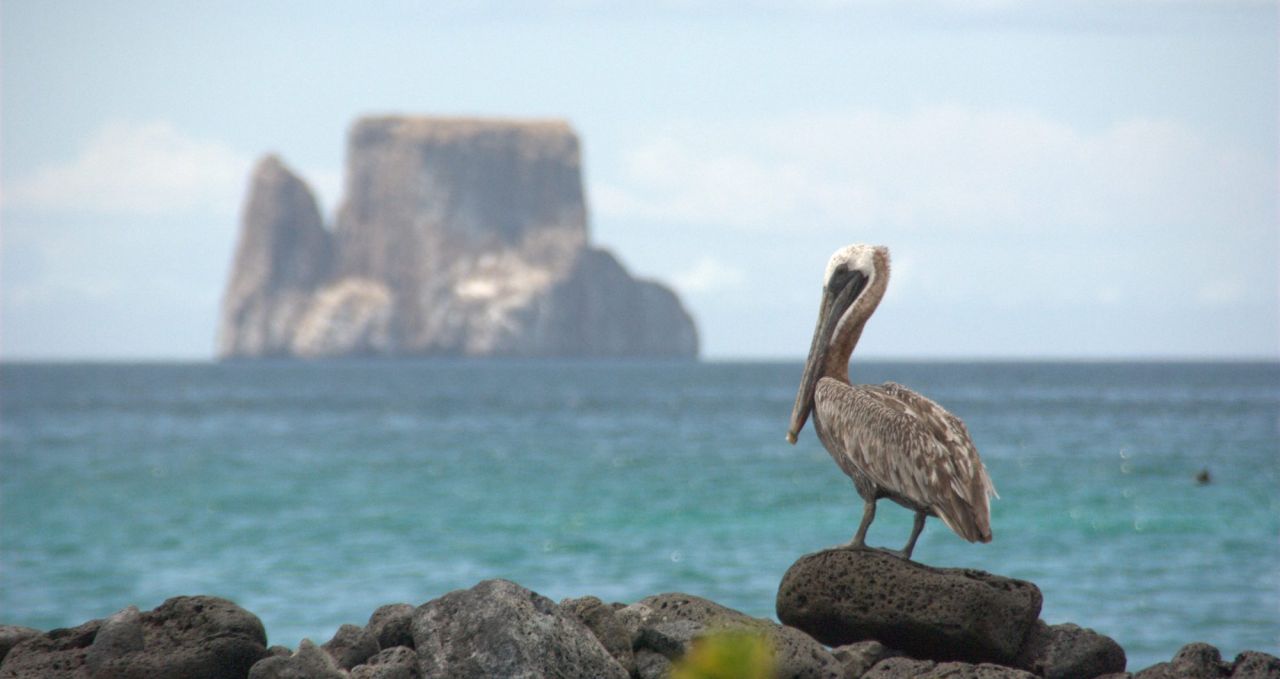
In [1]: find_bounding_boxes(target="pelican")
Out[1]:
[786,244,997,559]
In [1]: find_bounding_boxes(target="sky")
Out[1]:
[2,1,1276,360]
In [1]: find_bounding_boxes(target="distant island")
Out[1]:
[217,117,698,359]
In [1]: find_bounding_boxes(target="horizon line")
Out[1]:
[1,354,1277,366]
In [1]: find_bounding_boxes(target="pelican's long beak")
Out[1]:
[787,271,866,444]
[787,292,835,444]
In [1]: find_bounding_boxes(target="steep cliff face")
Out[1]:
[217,155,333,357]
[217,117,697,359]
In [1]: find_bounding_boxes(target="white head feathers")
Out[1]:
[824,244,888,285]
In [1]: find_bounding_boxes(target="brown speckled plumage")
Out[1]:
[788,244,997,558]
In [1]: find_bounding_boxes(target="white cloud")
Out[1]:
[595,107,1273,236]
[671,256,747,294]
[2,120,253,216]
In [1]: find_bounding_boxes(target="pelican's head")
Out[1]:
[786,244,888,444]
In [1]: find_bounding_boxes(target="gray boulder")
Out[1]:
[248,639,346,679]
[637,592,844,679]
[634,648,673,679]
[777,548,1041,666]
[0,625,40,665]
[322,622,379,669]
[831,640,902,678]
[1133,642,1230,678]
[1133,643,1280,678]
[411,578,628,679]
[1016,621,1126,679]
[1228,651,1280,678]
[351,646,420,679]
[560,595,635,674]
[367,603,415,650]
[865,657,1039,678]
[85,605,145,673]
[639,619,705,659]
[0,618,101,679]
[1,596,267,679]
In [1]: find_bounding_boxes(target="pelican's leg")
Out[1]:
[844,499,877,549]
[901,511,927,560]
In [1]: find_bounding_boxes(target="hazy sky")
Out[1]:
[3,1,1276,360]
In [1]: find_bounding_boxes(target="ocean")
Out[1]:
[1,360,1276,670]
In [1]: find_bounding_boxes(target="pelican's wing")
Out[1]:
[815,378,996,542]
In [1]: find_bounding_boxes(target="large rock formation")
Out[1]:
[218,117,698,359]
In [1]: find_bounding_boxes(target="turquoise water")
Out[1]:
[1,361,1277,670]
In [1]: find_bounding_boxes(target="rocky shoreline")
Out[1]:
[2,549,1275,678]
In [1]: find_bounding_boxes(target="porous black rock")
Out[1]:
[1016,620,1127,679]
[777,548,1042,666]
[322,622,379,669]
[411,578,628,679]
[1,596,267,679]
[248,639,346,679]
[636,592,845,679]
[351,646,420,679]
[366,603,415,651]
[865,657,1040,678]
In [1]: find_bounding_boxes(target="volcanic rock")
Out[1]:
[411,578,628,679]
[636,592,845,679]
[0,626,39,665]
[560,595,635,673]
[634,648,673,679]
[366,603,415,651]
[248,639,346,679]
[864,657,1039,678]
[831,640,903,678]
[218,116,698,359]
[351,646,420,679]
[322,622,379,669]
[0,618,101,679]
[1,596,267,679]
[1016,620,1127,679]
[84,605,144,673]
[1131,643,1280,678]
[776,548,1042,666]
[1227,651,1280,678]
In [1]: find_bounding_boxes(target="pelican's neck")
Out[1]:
[823,250,889,384]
